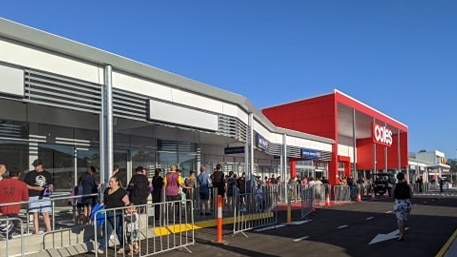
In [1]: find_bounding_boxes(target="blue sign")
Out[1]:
[256,134,269,152]
[224,146,245,154]
[301,148,321,159]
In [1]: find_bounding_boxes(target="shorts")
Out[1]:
[28,196,52,213]
[199,191,209,201]
[394,199,411,221]
[126,229,138,244]
[166,195,181,202]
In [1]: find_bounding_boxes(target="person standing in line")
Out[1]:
[24,159,53,234]
[80,166,98,224]
[225,171,238,212]
[127,166,149,213]
[162,165,190,201]
[197,166,211,216]
[184,170,197,214]
[211,163,226,197]
[96,176,130,255]
[237,172,246,208]
[151,168,164,220]
[162,164,191,218]
[392,172,413,241]
[0,166,29,239]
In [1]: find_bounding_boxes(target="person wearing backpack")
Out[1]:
[127,166,149,212]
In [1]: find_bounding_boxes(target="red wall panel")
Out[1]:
[263,94,337,140]
[357,133,408,171]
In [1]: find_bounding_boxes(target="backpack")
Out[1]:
[165,172,179,196]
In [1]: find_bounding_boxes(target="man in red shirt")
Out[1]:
[0,166,29,239]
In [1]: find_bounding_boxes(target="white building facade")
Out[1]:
[0,18,334,193]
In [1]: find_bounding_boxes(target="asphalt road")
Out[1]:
[71,192,457,257]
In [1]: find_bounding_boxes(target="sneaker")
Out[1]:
[117,248,125,254]
[92,249,104,254]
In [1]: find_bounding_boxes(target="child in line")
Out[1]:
[125,205,139,254]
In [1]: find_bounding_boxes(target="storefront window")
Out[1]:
[38,143,74,192]
[77,148,101,184]
[0,140,29,176]
[132,150,156,178]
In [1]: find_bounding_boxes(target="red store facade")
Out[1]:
[263,90,409,185]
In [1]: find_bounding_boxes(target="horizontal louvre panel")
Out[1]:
[24,69,101,113]
[269,143,282,156]
[287,146,302,158]
[218,115,247,142]
[316,151,332,161]
[113,89,147,120]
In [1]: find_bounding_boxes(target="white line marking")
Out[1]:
[293,236,309,242]
[385,211,392,214]
[366,216,374,220]
[254,224,286,232]
[337,225,348,229]
[289,220,312,225]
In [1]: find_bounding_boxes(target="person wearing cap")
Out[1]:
[79,166,98,224]
[24,159,54,234]
[0,165,29,238]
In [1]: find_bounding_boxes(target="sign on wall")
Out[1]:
[256,134,269,152]
[372,122,393,147]
[301,148,322,159]
[224,146,245,154]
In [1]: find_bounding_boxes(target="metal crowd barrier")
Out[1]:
[0,216,25,257]
[0,193,99,255]
[300,186,314,219]
[311,184,327,207]
[333,185,351,205]
[93,200,195,257]
[232,185,278,237]
[412,182,430,193]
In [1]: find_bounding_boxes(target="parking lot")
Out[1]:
[69,192,457,257]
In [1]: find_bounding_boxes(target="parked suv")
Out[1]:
[373,173,395,196]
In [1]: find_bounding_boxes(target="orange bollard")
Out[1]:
[216,195,223,243]
[325,193,331,206]
[357,191,362,202]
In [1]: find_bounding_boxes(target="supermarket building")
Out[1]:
[0,18,411,190]
[0,18,334,192]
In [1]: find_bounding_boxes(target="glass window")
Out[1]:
[77,148,101,184]
[0,140,28,176]
[132,149,156,178]
[37,143,74,192]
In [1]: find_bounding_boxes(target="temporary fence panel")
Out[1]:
[93,200,194,257]
[0,216,25,257]
[232,186,278,237]
[333,185,351,205]
[312,184,326,207]
[300,186,314,219]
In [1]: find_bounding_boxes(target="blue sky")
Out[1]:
[1,1,457,159]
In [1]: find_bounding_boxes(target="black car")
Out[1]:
[372,173,395,196]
